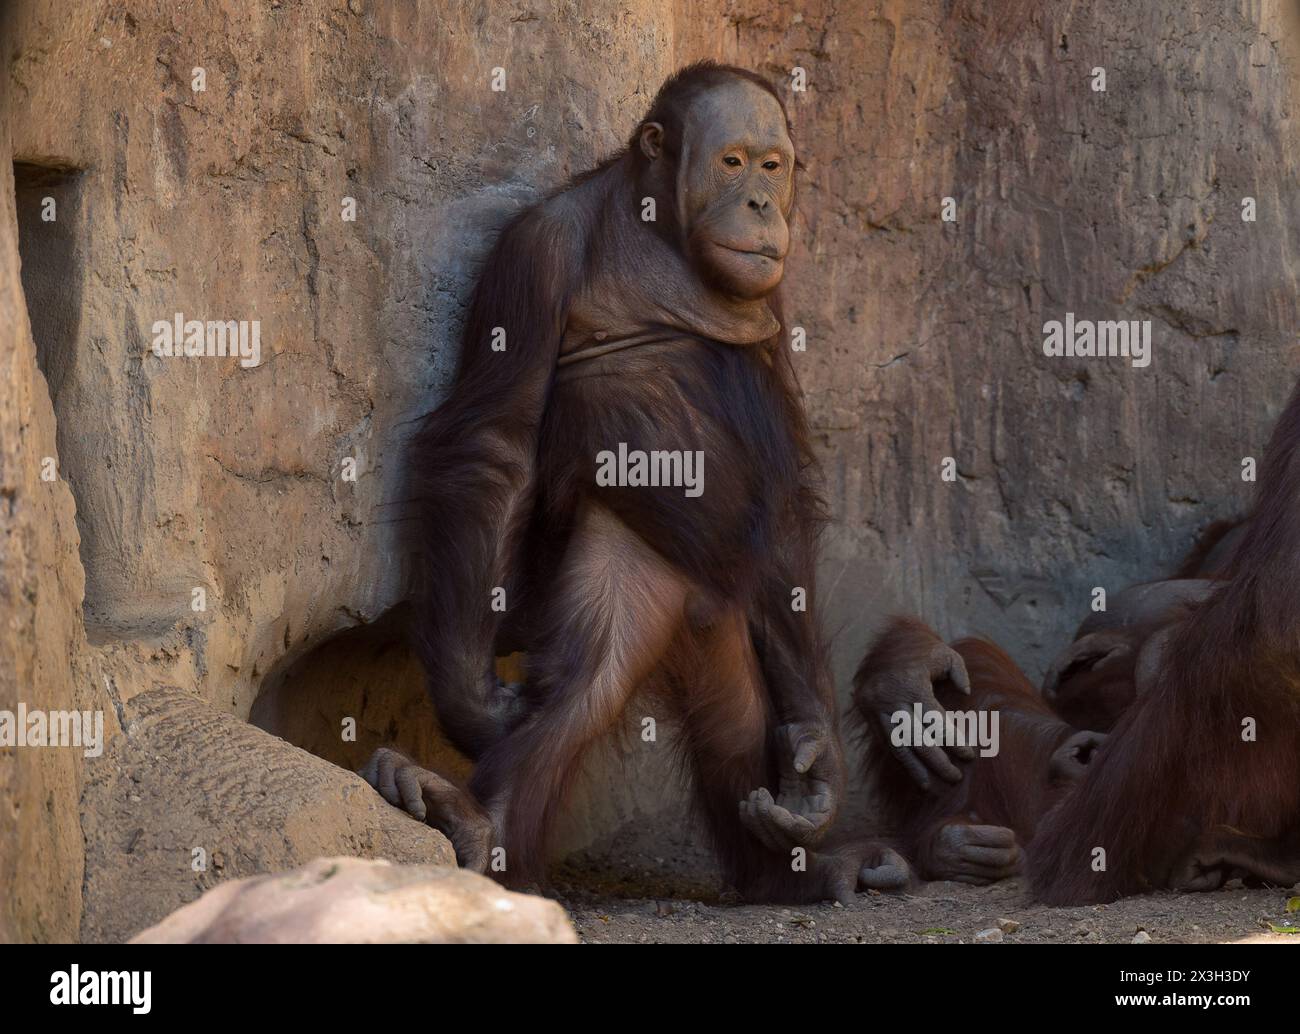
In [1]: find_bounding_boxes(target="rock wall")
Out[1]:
[0,51,92,945]
[3,0,1299,941]
[675,0,1300,680]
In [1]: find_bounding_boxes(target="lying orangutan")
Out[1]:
[852,619,1104,885]
[850,381,1300,902]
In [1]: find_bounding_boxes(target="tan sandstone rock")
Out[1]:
[80,687,455,943]
[130,856,577,944]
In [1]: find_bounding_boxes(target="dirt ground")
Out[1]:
[552,828,1300,945]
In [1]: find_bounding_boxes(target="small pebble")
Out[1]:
[975,928,1004,943]
[996,917,1020,934]
[1132,930,1152,944]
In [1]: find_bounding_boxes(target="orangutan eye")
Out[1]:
[723,155,743,167]
[762,160,780,171]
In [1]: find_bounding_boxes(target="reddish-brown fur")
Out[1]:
[1042,640,1141,733]
[1045,604,1181,733]
[1029,382,1300,904]
[1045,522,1246,732]
[1172,517,1247,580]
[396,63,847,901]
[852,618,1097,883]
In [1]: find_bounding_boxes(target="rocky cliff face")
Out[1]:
[2,0,1298,941]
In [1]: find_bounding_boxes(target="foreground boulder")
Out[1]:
[81,688,457,942]
[130,856,577,944]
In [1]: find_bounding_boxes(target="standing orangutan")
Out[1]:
[360,63,868,903]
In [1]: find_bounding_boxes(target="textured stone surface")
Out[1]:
[0,29,95,947]
[80,687,455,943]
[674,1,1300,685]
[130,855,577,944]
[3,1,1300,941]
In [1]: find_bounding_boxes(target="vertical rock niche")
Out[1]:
[11,161,106,631]
[13,159,191,643]
[13,163,82,406]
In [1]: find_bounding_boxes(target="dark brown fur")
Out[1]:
[1046,549,1242,733]
[1029,382,1300,904]
[397,63,845,901]
[1172,517,1247,579]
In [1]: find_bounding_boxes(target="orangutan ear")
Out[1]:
[639,122,664,161]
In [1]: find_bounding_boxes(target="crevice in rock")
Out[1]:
[11,161,110,635]
[13,161,84,407]
[14,160,193,645]
[248,606,472,786]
